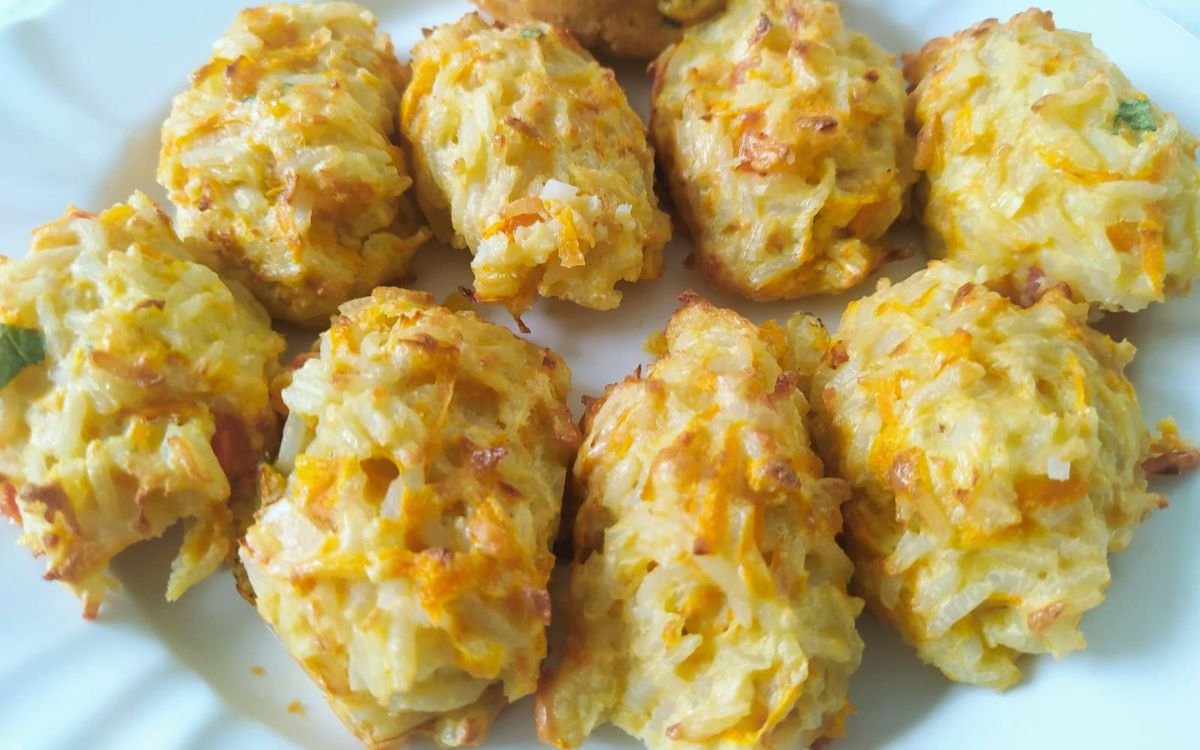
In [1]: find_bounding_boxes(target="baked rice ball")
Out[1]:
[537,296,862,750]
[470,0,725,59]
[907,9,1200,311]
[651,0,916,299]
[402,14,671,315]
[241,288,579,748]
[159,2,429,327]
[0,192,283,617]
[807,261,1171,688]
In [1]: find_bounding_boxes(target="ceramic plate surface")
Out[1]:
[1,1,1197,748]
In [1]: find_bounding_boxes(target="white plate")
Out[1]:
[1,1,1197,748]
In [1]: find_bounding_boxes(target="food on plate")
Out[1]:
[159,2,429,327]
[537,295,862,750]
[1144,418,1200,476]
[650,0,916,300]
[807,261,1174,689]
[401,14,671,315]
[240,288,579,747]
[0,192,283,617]
[470,0,726,58]
[906,9,1200,312]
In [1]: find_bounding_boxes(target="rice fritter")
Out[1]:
[537,296,862,750]
[808,261,1170,689]
[0,192,283,617]
[159,2,429,327]
[650,0,916,299]
[241,288,579,748]
[906,9,1200,312]
[401,14,671,315]
[470,0,726,59]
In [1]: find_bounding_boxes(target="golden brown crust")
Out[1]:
[473,0,724,58]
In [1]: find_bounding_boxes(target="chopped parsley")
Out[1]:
[0,322,46,389]
[520,28,544,39]
[1112,99,1157,134]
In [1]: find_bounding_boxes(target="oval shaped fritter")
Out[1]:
[241,288,579,748]
[470,0,725,58]
[651,0,916,299]
[907,9,1200,311]
[0,192,283,617]
[402,14,671,315]
[159,2,429,326]
[537,296,862,750]
[808,262,1169,688]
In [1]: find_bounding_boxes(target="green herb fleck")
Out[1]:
[1112,98,1157,134]
[240,95,255,103]
[520,28,544,39]
[0,323,46,389]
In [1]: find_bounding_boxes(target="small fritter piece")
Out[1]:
[470,0,726,58]
[808,262,1169,689]
[651,0,916,299]
[537,297,862,750]
[906,9,1200,312]
[402,14,671,315]
[1144,418,1200,476]
[159,2,429,327]
[241,288,579,748]
[0,193,283,617]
